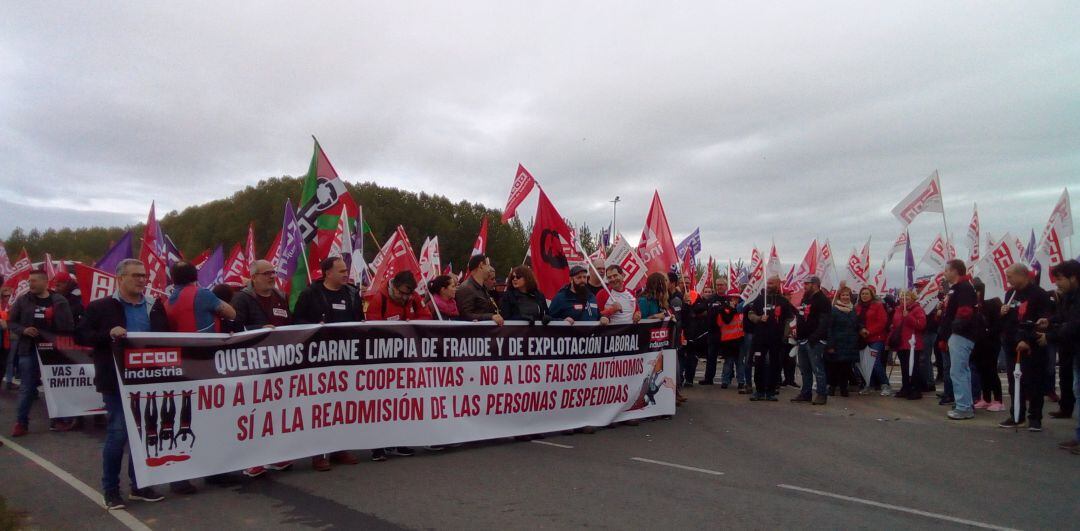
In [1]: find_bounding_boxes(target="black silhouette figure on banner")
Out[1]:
[175,390,195,448]
[160,391,177,450]
[144,392,159,458]
[129,392,143,439]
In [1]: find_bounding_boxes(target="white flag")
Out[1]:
[885,230,909,263]
[892,171,944,226]
[740,248,766,301]
[605,234,648,293]
[979,232,1017,301]
[966,204,980,264]
[919,234,949,274]
[417,236,441,293]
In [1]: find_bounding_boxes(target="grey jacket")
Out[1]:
[8,291,74,357]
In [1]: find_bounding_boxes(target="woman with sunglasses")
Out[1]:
[499,266,549,323]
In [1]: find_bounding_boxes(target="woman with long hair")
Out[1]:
[856,286,890,395]
[499,266,549,322]
[637,272,670,320]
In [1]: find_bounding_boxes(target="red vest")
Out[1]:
[165,284,219,333]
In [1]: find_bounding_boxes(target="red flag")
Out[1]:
[680,249,695,288]
[44,253,58,281]
[502,164,537,223]
[528,191,577,299]
[791,240,818,286]
[76,263,118,307]
[636,191,679,276]
[191,248,212,270]
[139,202,168,292]
[221,244,247,286]
[740,248,765,301]
[470,217,489,258]
[368,226,423,295]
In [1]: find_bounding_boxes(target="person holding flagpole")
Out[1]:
[998,263,1053,431]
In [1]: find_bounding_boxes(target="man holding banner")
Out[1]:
[9,269,74,437]
[76,258,168,509]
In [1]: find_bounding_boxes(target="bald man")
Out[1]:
[744,275,796,401]
[233,260,292,330]
[998,262,1053,431]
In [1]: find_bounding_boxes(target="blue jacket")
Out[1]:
[548,284,600,321]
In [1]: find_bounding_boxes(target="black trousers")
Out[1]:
[698,345,716,383]
[898,349,924,397]
[1007,353,1048,422]
[974,346,1002,402]
[679,348,698,385]
[826,361,851,393]
[782,348,797,385]
[1059,349,1074,414]
[753,342,785,395]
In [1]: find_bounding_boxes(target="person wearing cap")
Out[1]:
[48,269,85,432]
[793,276,831,405]
[744,275,796,401]
[549,265,609,324]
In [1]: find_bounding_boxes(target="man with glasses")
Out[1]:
[596,265,641,325]
[76,259,167,509]
[366,271,432,321]
[233,260,292,331]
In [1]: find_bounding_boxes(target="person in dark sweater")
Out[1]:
[76,258,168,509]
[1040,260,1080,452]
[826,287,861,397]
[548,266,608,324]
[998,263,1053,431]
[233,260,292,331]
[939,259,979,420]
[793,276,831,405]
[971,279,1004,411]
[745,275,796,401]
[499,266,549,323]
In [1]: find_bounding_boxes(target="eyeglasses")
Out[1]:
[125,273,148,279]
[254,271,277,277]
[509,274,521,280]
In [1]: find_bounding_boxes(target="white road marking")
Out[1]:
[630,457,724,476]
[776,484,1021,531]
[0,435,152,531]
[531,440,574,449]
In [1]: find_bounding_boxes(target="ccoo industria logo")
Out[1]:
[124,349,185,379]
[648,328,670,349]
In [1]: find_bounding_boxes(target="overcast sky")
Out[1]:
[2,2,1078,277]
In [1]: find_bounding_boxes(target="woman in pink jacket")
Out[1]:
[888,290,927,400]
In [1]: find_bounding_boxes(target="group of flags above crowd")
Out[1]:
[0,139,1073,315]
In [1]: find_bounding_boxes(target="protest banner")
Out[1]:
[36,332,105,418]
[116,320,677,486]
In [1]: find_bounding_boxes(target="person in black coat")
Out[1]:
[499,266,549,323]
[75,258,169,508]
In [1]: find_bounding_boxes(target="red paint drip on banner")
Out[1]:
[146,454,191,467]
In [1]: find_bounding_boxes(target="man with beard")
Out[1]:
[548,265,610,325]
[745,275,796,401]
[792,276,831,405]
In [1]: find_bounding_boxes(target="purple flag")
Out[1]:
[904,234,915,290]
[277,199,304,290]
[197,245,224,288]
[95,231,133,273]
[1023,229,1036,265]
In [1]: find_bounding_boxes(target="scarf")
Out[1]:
[834,300,854,313]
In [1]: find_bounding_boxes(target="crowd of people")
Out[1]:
[0,252,1078,512]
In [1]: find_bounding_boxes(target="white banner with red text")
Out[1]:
[36,332,106,418]
[116,320,677,486]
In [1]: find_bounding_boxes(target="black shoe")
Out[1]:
[698,380,714,386]
[828,386,836,397]
[812,394,827,406]
[750,393,764,401]
[907,393,923,400]
[130,487,164,502]
[939,397,955,406]
[790,395,811,403]
[682,381,694,388]
[785,382,800,389]
[1049,410,1073,419]
[169,480,197,495]
[387,447,415,457]
[999,418,1026,429]
[840,388,850,397]
[1028,420,1043,432]
[720,383,729,389]
[104,491,126,510]
[371,449,387,461]
[766,395,778,402]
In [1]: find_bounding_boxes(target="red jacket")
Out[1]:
[888,303,926,351]
[856,300,888,343]
[365,288,432,321]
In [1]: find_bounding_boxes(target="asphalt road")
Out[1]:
[1,369,1078,530]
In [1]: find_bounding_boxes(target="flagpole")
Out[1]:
[300,243,312,284]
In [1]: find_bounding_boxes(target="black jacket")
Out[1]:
[796,290,831,343]
[293,280,365,324]
[499,288,549,322]
[8,291,74,357]
[233,287,291,330]
[939,277,978,341]
[1047,288,1080,356]
[1000,283,1052,352]
[745,291,795,348]
[76,296,169,394]
[682,298,711,352]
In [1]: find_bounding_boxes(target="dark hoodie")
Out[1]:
[293,279,365,324]
[938,275,978,341]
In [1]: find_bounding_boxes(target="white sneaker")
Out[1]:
[880,385,894,397]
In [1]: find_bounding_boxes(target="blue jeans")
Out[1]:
[1073,357,1080,441]
[868,341,887,388]
[720,340,746,386]
[4,339,18,384]
[740,334,754,387]
[948,335,975,412]
[16,351,40,426]
[102,392,138,494]
[798,341,827,397]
